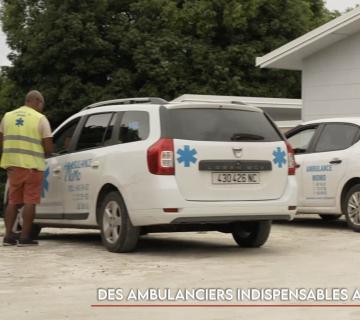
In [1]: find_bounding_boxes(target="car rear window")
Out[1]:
[160,107,282,142]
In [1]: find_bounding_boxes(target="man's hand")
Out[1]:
[42,137,54,158]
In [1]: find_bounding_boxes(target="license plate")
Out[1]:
[212,172,260,184]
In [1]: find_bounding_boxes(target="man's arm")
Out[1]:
[42,137,54,158]
[0,132,3,157]
[0,117,4,157]
[39,116,54,157]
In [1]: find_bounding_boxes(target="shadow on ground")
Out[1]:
[38,231,244,254]
[30,215,353,254]
[275,215,349,231]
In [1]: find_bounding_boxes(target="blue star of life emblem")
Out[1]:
[15,117,24,126]
[272,147,287,168]
[177,145,197,167]
[41,167,50,198]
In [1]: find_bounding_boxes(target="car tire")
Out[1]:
[12,211,22,234]
[99,191,140,253]
[231,221,271,248]
[319,214,342,221]
[343,184,360,232]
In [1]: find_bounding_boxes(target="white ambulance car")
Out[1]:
[5,98,298,252]
[286,118,360,232]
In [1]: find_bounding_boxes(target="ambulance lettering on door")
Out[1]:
[306,165,332,199]
[64,159,92,210]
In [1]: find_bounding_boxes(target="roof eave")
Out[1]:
[256,6,360,70]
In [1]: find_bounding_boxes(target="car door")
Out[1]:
[292,123,359,208]
[287,124,320,207]
[36,117,81,219]
[62,112,116,220]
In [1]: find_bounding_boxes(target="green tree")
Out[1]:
[0,0,336,127]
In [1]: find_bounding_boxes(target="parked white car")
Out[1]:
[4,97,297,252]
[286,118,360,232]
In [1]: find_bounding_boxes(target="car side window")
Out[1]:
[117,111,149,144]
[314,124,359,153]
[287,127,317,154]
[53,118,80,155]
[75,113,114,151]
[103,114,117,146]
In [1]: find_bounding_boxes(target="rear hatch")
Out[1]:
[161,104,288,201]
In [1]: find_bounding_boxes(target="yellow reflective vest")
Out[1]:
[1,106,46,171]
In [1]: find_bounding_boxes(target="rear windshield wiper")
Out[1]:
[230,133,265,141]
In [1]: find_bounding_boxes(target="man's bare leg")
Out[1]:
[20,204,36,239]
[4,204,19,238]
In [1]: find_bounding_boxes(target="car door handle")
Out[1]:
[91,161,100,169]
[329,159,342,164]
[53,166,61,174]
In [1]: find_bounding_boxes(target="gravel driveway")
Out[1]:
[1,215,360,320]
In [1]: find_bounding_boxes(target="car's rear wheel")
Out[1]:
[99,191,139,253]
[343,185,360,232]
[319,214,342,221]
[231,221,271,248]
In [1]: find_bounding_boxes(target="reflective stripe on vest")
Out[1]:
[2,148,44,158]
[1,106,45,170]
[3,135,43,145]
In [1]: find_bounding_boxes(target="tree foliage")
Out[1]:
[0,0,336,127]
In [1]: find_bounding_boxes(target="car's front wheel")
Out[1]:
[11,206,42,239]
[343,184,360,232]
[99,191,140,253]
[231,221,271,248]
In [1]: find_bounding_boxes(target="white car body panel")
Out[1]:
[4,101,297,228]
[289,117,360,216]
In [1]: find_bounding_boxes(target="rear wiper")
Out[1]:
[230,133,265,141]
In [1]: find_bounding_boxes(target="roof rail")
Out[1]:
[81,97,168,111]
[172,98,246,105]
[229,101,247,105]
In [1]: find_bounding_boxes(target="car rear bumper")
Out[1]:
[130,204,296,226]
[170,214,293,224]
[129,177,297,226]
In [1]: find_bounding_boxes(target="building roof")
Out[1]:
[256,6,360,70]
[303,117,360,126]
[172,94,302,121]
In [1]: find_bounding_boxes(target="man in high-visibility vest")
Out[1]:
[0,90,53,246]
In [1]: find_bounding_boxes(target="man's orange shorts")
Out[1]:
[7,167,44,205]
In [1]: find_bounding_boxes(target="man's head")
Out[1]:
[25,90,45,112]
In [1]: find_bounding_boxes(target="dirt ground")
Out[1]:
[1,215,360,320]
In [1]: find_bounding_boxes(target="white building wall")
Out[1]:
[302,31,360,121]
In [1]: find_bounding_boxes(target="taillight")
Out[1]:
[286,141,296,175]
[147,138,175,175]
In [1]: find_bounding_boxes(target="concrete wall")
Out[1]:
[302,32,360,121]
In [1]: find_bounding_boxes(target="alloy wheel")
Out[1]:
[347,192,360,226]
[102,200,122,244]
